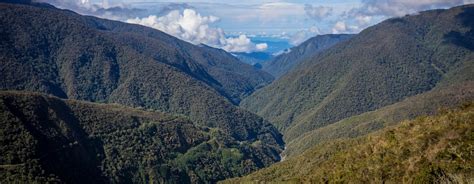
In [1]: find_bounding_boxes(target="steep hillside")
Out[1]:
[262,34,353,78]
[92,21,274,104]
[0,91,280,183]
[224,103,474,183]
[241,5,474,144]
[0,2,282,152]
[285,82,474,157]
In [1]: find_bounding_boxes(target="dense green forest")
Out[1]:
[241,5,474,152]
[224,102,474,183]
[0,1,473,183]
[0,91,280,183]
[0,0,284,152]
[0,2,283,183]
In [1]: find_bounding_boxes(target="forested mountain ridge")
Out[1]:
[262,34,353,78]
[0,91,280,183]
[1,1,473,183]
[241,4,474,145]
[224,102,474,183]
[284,82,474,157]
[94,20,274,104]
[0,2,284,182]
[0,1,273,105]
[0,2,283,145]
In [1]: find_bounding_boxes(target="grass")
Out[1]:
[223,102,474,183]
[284,82,474,157]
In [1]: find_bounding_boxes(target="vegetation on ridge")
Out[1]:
[224,102,474,183]
[0,2,283,162]
[284,82,474,158]
[241,5,474,145]
[0,91,281,183]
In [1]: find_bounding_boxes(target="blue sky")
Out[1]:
[41,0,473,52]
[81,0,364,34]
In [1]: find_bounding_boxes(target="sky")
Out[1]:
[37,0,474,53]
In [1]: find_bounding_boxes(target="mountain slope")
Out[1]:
[94,20,274,104]
[262,34,353,78]
[0,91,279,183]
[241,5,474,144]
[284,82,474,157]
[0,3,284,182]
[224,103,474,183]
[0,2,282,145]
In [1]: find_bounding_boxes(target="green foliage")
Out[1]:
[0,5,284,183]
[241,5,474,145]
[223,103,474,183]
[0,2,281,145]
[284,82,474,157]
[0,91,280,183]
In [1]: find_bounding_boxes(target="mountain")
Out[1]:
[0,1,282,142]
[284,82,474,157]
[232,52,274,66]
[0,2,273,105]
[0,2,283,182]
[78,14,274,105]
[262,34,353,78]
[241,5,474,147]
[223,103,474,183]
[0,91,280,183]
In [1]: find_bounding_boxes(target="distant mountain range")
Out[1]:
[232,34,354,78]
[232,52,274,66]
[262,34,353,78]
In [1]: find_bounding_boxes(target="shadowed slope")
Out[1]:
[0,91,279,183]
[0,2,282,146]
[0,3,284,182]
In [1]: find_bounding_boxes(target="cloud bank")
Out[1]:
[331,0,474,35]
[36,0,267,53]
[354,0,470,17]
[304,4,333,21]
[127,9,267,53]
[36,0,144,20]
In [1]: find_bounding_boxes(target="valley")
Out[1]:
[0,1,473,183]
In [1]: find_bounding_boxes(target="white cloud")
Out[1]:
[222,35,268,52]
[273,48,291,56]
[304,4,333,21]
[289,26,320,46]
[355,0,467,17]
[355,15,372,26]
[337,0,473,34]
[331,21,361,34]
[127,9,267,53]
[332,21,347,34]
[37,0,143,20]
[234,2,305,23]
[256,43,269,51]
